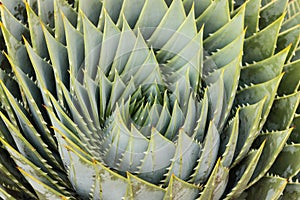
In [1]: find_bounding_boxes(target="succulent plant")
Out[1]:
[0,0,299,199]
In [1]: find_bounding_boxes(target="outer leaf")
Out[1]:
[183,0,211,18]
[0,138,67,195]
[148,0,186,49]
[281,182,300,200]
[156,8,197,63]
[203,5,245,53]
[219,110,239,168]
[269,144,300,178]
[276,25,300,62]
[232,100,264,167]
[164,175,201,200]
[54,0,78,43]
[134,0,168,39]
[117,0,145,28]
[0,24,33,76]
[199,159,229,200]
[18,168,70,200]
[62,14,84,84]
[235,74,283,130]
[78,0,102,26]
[240,46,289,86]
[263,92,300,131]
[191,121,220,184]
[289,114,300,143]
[242,176,287,200]
[137,128,176,184]
[244,0,261,37]
[243,14,284,63]
[259,0,288,29]
[37,0,54,27]
[164,129,201,183]
[127,173,165,200]
[225,142,264,200]
[278,60,300,95]
[0,4,29,40]
[203,31,244,74]
[26,2,49,59]
[196,0,230,37]
[249,129,292,186]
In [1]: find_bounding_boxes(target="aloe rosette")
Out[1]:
[0,0,299,199]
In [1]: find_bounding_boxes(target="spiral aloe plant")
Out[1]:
[0,0,299,199]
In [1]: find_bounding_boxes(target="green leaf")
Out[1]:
[225,142,265,200]
[244,0,261,37]
[281,182,300,200]
[134,0,168,39]
[117,124,149,172]
[0,0,26,22]
[242,176,287,200]
[25,2,49,58]
[199,159,229,200]
[281,12,300,31]
[203,5,245,53]
[219,110,239,168]
[54,0,78,44]
[249,129,292,186]
[117,0,145,28]
[102,0,123,24]
[164,129,201,183]
[259,0,288,29]
[243,13,284,63]
[193,88,209,142]
[127,173,165,200]
[278,60,300,95]
[240,46,289,86]
[0,4,29,40]
[24,39,56,104]
[78,0,102,26]
[42,22,69,99]
[121,29,150,79]
[196,0,230,37]
[203,30,244,74]
[263,92,300,131]
[276,25,300,62]
[164,175,201,200]
[191,121,220,184]
[0,25,33,76]
[156,7,197,62]
[289,114,300,143]
[164,101,185,140]
[269,144,300,178]
[37,0,54,27]
[207,75,224,128]
[0,138,67,195]
[183,0,211,18]
[138,128,176,184]
[47,94,91,156]
[111,18,137,76]
[235,74,283,130]
[232,100,264,167]
[62,14,84,84]
[0,84,63,172]
[7,64,57,150]
[0,162,31,199]
[148,0,186,49]
[182,94,201,134]
[0,186,14,200]
[99,11,121,74]
[18,167,70,200]
[205,55,241,129]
